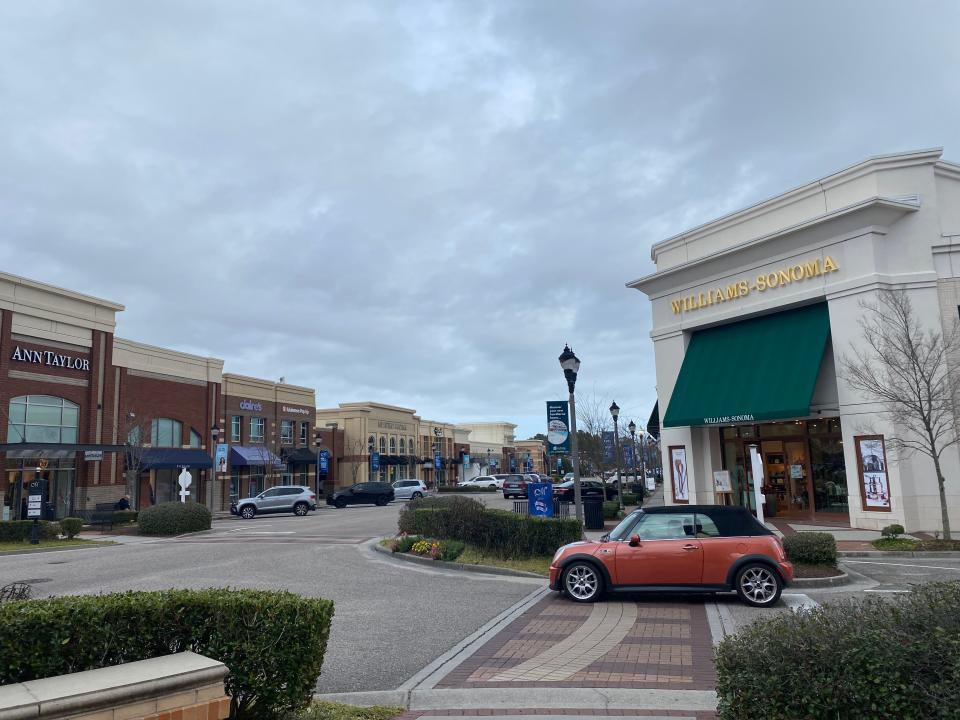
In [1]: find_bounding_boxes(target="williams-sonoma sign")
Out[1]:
[670,256,839,315]
[11,346,91,371]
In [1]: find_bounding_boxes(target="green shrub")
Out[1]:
[622,492,640,506]
[881,523,905,539]
[112,510,138,525]
[782,531,836,566]
[602,501,621,520]
[0,589,334,720]
[0,521,60,542]
[438,486,496,493]
[59,517,83,539]
[138,502,211,536]
[438,539,465,561]
[392,534,419,553]
[715,582,960,720]
[400,497,581,558]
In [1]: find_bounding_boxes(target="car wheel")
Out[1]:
[375,496,388,506]
[488,484,496,489]
[412,492,423,499]
[735,563,783,607]
[293,502,309,516]
[334,498,347,509]
[563,562,603,603]
[240,505,256,520]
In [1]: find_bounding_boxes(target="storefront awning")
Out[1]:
[230,446,285,468]
[283,448,316,466]
[662,303,831,428]
[140,448,213,470]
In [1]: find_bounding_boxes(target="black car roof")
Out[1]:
[639,505,772,536]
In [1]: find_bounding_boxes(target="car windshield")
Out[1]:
[607,510,643,541]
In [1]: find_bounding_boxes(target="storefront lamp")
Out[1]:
[211,424,220,441]
[558,344,583,525]
[627,419,636,435]
[609,401,619,420]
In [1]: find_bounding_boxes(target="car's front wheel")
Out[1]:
[563,562,603,603]
[240,505,256,520]
[735,563,783,607]
[293,502,309,516]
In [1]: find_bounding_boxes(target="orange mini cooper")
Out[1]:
[549,505,793,607]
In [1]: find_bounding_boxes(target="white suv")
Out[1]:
[458,475,503,489]
[392,479,428,500]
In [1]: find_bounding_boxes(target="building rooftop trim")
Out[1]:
[649,148,944,262]
[627,196,920,292]
[0,270,125,311]
[221,372,314,393]
[336,401,419,413]
[458,421,519,429]
[113,337,225,368]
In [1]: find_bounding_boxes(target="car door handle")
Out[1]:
[681,544,699,551]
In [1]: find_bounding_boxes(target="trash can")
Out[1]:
[583,495,604,530]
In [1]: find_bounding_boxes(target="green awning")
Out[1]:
[662,303,831,428]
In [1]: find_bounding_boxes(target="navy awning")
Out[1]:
[140,448,213,470]
[284,447,316,465]
[230,446,285,468]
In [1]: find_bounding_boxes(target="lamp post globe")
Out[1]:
[558,344,583,525]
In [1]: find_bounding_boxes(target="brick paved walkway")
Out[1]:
[435,593,716,691]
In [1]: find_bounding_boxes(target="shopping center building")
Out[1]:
[630,148,960,531]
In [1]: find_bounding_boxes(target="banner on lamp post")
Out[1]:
[546,401,571,454]
[602,431,615,464]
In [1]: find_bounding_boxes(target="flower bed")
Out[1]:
[387,534,465,562]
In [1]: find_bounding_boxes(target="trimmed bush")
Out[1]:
[622,493,640,506]
[716,582,960,719]
[112,510,138,525]
[881,523,905,539]
[399,496,581,558]
[0,521,60,542]
[0,588,334,719]
[782,531,837,566]
[59,517,83,539]
[602,501,621,520]
[138,501,211,536]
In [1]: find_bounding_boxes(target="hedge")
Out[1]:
[138,501,211,536]
[0,521,60,542]
[782,531,837,566]
[112,510,139,525]
[398,496,581,558]
[715,582,960,720]
[60,517,83,539]
[602,501,621,520]
[0,589,334,719]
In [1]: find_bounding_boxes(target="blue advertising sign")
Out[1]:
[528,482,554,517]
[622,443,634,468]
[602,431,616,464]
[556,457,563,473]
[510,458,517,472]
[371,452,380,471]
[462,453,470,467]
[434,452,442,469]
[525,458,533,472]
[318,450,329,473]
[214,444,229,474]
[546,401,571,454]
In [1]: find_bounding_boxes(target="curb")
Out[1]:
[839,550,960,558]
[790,571,849,588]
[0,541,116,557]
[371,542,546,579]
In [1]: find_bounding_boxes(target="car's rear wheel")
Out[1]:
[412,491,423,499]
[293,502,309,516]
[563,562,603,603]
[735,563,783,607]
[334,498,347,509]
[375,496,388,506]
[240,505,256,520]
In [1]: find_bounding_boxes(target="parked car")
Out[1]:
[231,485,317,519]
[563,472,575,481]
[327,481,395,508]
[549,505,793,607]
[501,474,529,499]
[392,479,428,500]
[553,479,606,503]
[458,475,502,489]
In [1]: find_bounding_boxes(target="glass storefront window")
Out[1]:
[759,422,802,438]
[7,395,79,444]
[151,418,182,447]
[810,436,848,512]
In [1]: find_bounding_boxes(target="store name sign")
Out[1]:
[282,405,310,415]
[670,256,840,315]
[703,414,755,425]
[378,420,410,431]
[239,400,263,411]
[11,346,90,371]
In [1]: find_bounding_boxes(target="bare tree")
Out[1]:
[344,436,368,485]
[117,410,154,506]
[840,289,959,539]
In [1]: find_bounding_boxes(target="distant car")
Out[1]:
[550,505,792,607]
[393,479,428,500]
[553,479,605,503]
[501,474,529,499]
[459,475,502,489]
[231,485,317,519]
[327,481,395,508]
[563,472,575,481]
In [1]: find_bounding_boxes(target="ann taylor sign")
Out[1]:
[11,346,90,371]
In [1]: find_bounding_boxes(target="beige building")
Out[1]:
[459,422,517,475]
[515,439,548,474]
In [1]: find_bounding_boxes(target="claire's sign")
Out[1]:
[11,346,90,371]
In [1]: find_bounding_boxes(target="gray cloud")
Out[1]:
[1,0,958,437]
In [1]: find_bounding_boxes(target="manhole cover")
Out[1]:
[13,578,52,584]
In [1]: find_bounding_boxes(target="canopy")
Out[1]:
[140,448,213,470]
[662,303,831,428]
[283,448,316,466]
[230,446,285,468]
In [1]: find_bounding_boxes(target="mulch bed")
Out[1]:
[794,563,844,578]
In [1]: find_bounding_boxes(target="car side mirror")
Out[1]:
[628,534,641,547]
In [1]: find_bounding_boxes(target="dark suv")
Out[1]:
[327,481,395,508]
[501,474,529,498]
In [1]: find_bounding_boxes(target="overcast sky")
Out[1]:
[2,1,959,439]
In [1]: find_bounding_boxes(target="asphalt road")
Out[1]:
[840,555,960,592]
[0,500,540,694]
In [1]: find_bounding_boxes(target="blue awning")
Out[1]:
[140,448,213,470]
[230,446,285,468]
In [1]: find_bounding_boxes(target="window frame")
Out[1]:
[231,416,242,443]
[249,417,265,443]
[280,419,294,445]
[299,421,308,445]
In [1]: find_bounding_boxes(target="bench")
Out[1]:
[89,503,115,532]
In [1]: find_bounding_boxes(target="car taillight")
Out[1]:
[310,495,316,501]
[774,537,786,560]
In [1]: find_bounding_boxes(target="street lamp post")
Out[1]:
[610,402,624,513]
[209,424,220,511]
[637,427,647,500]
[559,345,583,525]
[433,427,442,490]
[628,420,642,504]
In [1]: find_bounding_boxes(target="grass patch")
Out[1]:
[298,701,404,720]
[457,545,552,576]
[871,537,920,551]
[793,563,845,579]
[0,538,113,553]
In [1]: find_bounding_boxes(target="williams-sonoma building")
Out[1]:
[630,149,960,532]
